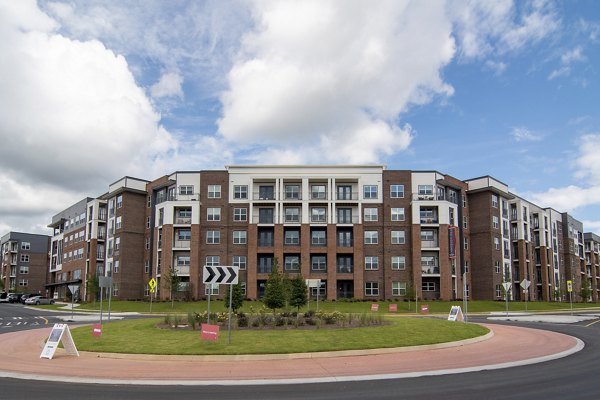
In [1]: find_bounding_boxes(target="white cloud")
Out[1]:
[451,0,560,60]
[485,60,508,75]
[511,127,542,142]
[218,0,455,161]
[0,0,178,233]
[574,134,600,180]
[548,66,571,80]
[548,46,585,80]
[151,72,184,99]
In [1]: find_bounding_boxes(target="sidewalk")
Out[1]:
[0,323,583,385]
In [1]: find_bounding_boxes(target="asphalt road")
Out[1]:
[0,306,598,400]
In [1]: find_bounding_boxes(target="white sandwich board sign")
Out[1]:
[40,323,79,360]
[448,306,464,322]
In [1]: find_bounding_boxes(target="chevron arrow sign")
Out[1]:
[202,266,239,285]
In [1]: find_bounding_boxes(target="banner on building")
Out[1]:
[449,226,457,259]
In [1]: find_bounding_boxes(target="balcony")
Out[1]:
[336,265,354,274]
[258,239,274,247]
[421,266,440,275]
[174,240,191,249]
[337,239,354,248]
[258,265,273,274]
[412,194,435,201]
[421,240,439,249]
[420,218,439,224]
[284,214,301,223]
[175,217,192,224]
[310,215,327,223]
[336,192,359,201]
[174,265,190,275]
[336,216,359,224]
[96,252,105,260]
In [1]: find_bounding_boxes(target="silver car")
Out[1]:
[24,296,55,305]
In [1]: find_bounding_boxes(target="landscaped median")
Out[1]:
[69,316,489,356]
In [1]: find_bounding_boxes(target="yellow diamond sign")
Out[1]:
[148,278,157,292]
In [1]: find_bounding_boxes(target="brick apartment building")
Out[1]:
[36,165,599,303]
[1,232,50,295]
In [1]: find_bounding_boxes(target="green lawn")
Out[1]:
[69,317,489,355]
[47,299,600,315]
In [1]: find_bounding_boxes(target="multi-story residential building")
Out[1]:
[583,232,600,302]
[100,177,149,300]
[1,232,50,295]
[36,165,599,304]
[47,198,93,300]
[561,214,586,301]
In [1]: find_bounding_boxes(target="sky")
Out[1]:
[0,0,599,236]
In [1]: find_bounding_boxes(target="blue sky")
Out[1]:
[0,0,599,234]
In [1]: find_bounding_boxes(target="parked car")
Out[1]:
[24,296,55,305]
[0,292,9,303]
[20,293,34,304]
[8,293,23,303]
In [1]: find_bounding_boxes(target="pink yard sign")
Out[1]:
[388,303,398,312]
[371,303,379,312]
[92,324,102,337]
[421,304,429,313]
[200,324,220,342]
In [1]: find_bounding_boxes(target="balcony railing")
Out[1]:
[96,252,104,260]
[422,266,440,274]
[174,265,190,275]
[412,194,435,201]
[337,240,353,247]
[258,265,273,274]
[175,217,192,224]
[421,240,439,248]
[420,218,439,224]
[174,240,191,248]
[336,192,359,201]
[336,265,354,273]
[258,240,274,247]
[336,216,359,224]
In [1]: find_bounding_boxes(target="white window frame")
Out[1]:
[365,256,379,270]
[233,256,247,270]
[207,207,221,221]
[422,282,436,291]
[391,256,406,270]
[363,185,378,199]
[392,281,407,296]
[391,230,405,244]
[206,230,220,244]
[21,242,30,250]
[233,185,248,199]
[390,184,404,198]
[364,208,378,222]
[365,282,379,296]
[391,208,405,221]
[205,256,220,266]
[207,185,221,199]
[233,208,247,222]
[364,231,379,244]
[233,231,247,245]
[179,185,194,195]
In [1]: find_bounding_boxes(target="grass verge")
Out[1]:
[70,317,489,355]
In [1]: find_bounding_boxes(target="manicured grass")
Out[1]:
[69,317,489,355]
[46,299,600,315]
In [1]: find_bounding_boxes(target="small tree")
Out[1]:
[289,275,308,312]
[404,282,416,311]
[224,282,245,313]
[163,267,181,308]
[263,258,285,313]
[579,279,592,302]
[86,273,100,303]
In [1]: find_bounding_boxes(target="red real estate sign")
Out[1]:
[92,324,102,337]
[388,303,398,312]
[201,324,220,342]
[371,303,379,312]
[421,304,429,313]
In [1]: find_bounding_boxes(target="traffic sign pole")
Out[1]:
[228,285,233,344]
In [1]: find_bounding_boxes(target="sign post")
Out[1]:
[98,276,112,327]
[520,279,531,311]
[567,279,573,315]
[67,284,79,321]
[305,279,321,311]
[202,265,239,343]
[503,282,512,316]
[148,278,157,314]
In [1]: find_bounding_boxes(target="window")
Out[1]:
[311,230,326,246]
[114,260,120,273]
[311,207,326,223]
[462,195,467,208]
[233,231,247,244]
[391,230,405,244]
[392,282,407,296]
[205,256,220,266]
[391,208,405,221]
[448,190,457,203]
[494,237,500,250]
[422,282,436,291]
[179,185,194,195]
[364,231,379,244]
[258,229,274,246]
[337,185,353,200]
[177,229,191,241]
[390,184,404,198]
[19,265,29,274]
[284,255,300,271]
[177,255,191,266]
[20,254,29,263]
[337,208,352,224]
[337,255,353,273]
[418,185,433,196]
[207,207,221,221]
[21,242,30,250]
[363,185,378,199]
[233,185,248,199]
[146,216,151,229]
[259,208,274,224]
[462,216,467,229]
[365,256,379,270]
[116,216,122,230]
[147,196,151,208]
[337,229,353,247]
[258,256,273,274]
[205,284,219,296]
[145,260,150,274]
[233,256,247,270]
[495,261,501,273]
[207,185,221,199]
[492,216,499,229]
[285,229,300,245]
[496,284,503,299]
[285,184,300,199]
[234,208,247,222]
[364,208,378,222]
[19,279,28,287]
[115,237,120,250]
[365,282,379,296]
[145,237,150,249]
[311,255,327,271]
[449,208,455,225]
[391,256,406,270]
[285,207,300,223]
[492,194,499,208]
[421,230,435,242]
[311,185,326,199]
[116,195,123,208]
[207,230,220,244]
[464,237,469,250]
